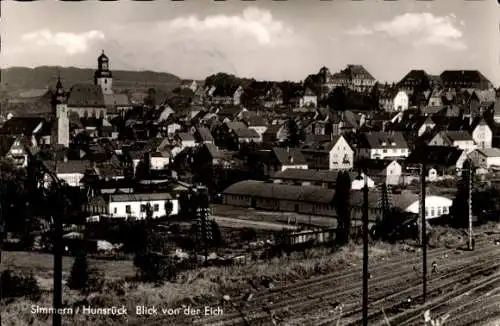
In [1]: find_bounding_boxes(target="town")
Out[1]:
[2,49,500,326]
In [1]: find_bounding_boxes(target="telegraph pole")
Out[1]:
[467,160,474,251]
[53,184,63,326]
[420,162,427,303]
[362,168,369,326]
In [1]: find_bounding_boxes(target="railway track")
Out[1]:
[209,238,490,314]
[198,238,498,326]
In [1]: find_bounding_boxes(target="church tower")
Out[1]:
[94,50,113,95]
[52,74,70,148]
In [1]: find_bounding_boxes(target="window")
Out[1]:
[425,208,430,217]
[430,208,435,217]
[126,205,131,214]
[443,206,449,214]
[154,204,159,212]
[383,149,387,153]
[140,205,146,212]
[113,207,117,214]
[437,207,442,216]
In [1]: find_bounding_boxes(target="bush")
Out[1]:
[240,228,257,243]
[68,252,103,293]
[1,269,41,301]
[133,252,177,284]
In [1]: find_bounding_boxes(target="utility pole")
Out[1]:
[467,160,474,251]
[362,168,369,326]
[53,184,63,326]
[420,162,427,303]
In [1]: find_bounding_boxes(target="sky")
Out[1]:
[2,0,499,86]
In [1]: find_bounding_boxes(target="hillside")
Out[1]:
[0,66,182,97]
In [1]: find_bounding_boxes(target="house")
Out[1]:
[468,148,500,171]
[407,146,468,180]
[440,70,493,90]
[0,117,46,147]
[224,121,261,144]
[300,135,354,170]
[194,127,214,144]
[262,124,287,144]
[357,132,409,160]
[244,116,269,141]
[470,118,492,149]
[85,192,179,219]
[195,143,235,168]
[156,105,175,123]
[358,159,403,186]
[0,135,30,168]
[428,131,476,153]
[149,151,171,170]
[266,147,308,175]
[299,88,318,108]
[42,159,92,188]
[271,168,375,190]
[426,88,443,107]
[379,89,409,112]
[493,97,500,124]
[174,133,197,149]
[179,79,199,93]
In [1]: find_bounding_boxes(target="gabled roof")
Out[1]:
[271,168,353,183]
[0,117,45,135]
[475,148,500,158]
[271,147,308,166]
[360,132,408,149]
[67,84,105,108]
[343,64,376,80]
[176,132,195,142]
[232,127,260,139]
[103,93,130,107]
[407,146,464,166]
[301,137,339,153]
[0,135,16,156]
[442,130,473,142]
[195,127,214,142]
[109,192,172,202]
[42,160,92,174]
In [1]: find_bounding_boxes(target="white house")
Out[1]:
[364,159,403,185]
[150,152,171,170]
[357,132,409,160]
[468,148,500,170]
[470,118,492,149]
[379,90,409,112]
[43,160,92,188]
[157,105,174,123]
[300,135,354,170]
[299,88,318,108]
[428,131,477,153]
[86,193,179,219]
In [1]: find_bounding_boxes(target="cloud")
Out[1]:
[21,29,105,55]
[166,7,293,45]
[347,13,466,51]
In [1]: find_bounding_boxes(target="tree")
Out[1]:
[327,87,348,111]
[68,252,90,291]
[333,171,352,245]
[450,160,472,228]
[285,118,301,147]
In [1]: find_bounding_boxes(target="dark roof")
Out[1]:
[301,137,339,153]
[271,147,308,166]
[42,160,92,174]
[0,135,16,156]
[398,70,430,85]
[67,84,105,107]
[195,127,214,142]
[109,193,172,202]
[407,146,464,166]
[0,117,45,135]
[359,132,408,149]
[272,168,345,183]
[233,127,260,139]
[223,180,335,204]
[442,130,473,142]
[263,124,283,135]
[176,132,195,142]
[358,159,400,172]
[342,64,376,81]
[440,70,492,88]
